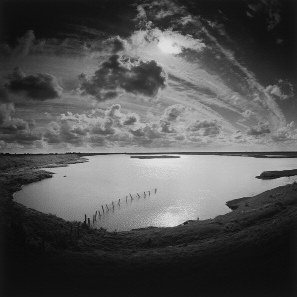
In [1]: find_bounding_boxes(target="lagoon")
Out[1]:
[14,155,297,231]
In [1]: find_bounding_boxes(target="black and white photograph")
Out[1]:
[0,0,296,296]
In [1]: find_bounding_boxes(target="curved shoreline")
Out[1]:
[1,154,297,297]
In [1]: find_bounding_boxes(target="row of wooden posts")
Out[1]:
[83,188,157,227]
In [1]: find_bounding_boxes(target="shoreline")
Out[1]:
[256,169,297,179]
[1,154,297,297]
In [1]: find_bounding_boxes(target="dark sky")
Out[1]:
[0,0,296,152]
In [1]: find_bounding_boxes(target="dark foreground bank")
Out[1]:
[0,154,297,297]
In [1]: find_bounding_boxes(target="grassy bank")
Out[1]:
[0,154,297,297]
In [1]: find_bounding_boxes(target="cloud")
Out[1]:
[129,28,205,55]
[247,0,281,31]
[0,103,42,146]
[159,121,175,133]
[79,54,167,101]
[0,30,36,58]
[0,86,9,103]
[92,118,115,136]
[129,1,286,136]
[122,113,140,125]
[241,110,255,120]
[0,102,230,150]
[5,67,63,101]
[40,104,201,149]
[0,104,15,125]
[105,36,128,53]
[135,1,187,26]
[271,122,297,142]
[232,130,244,140]
[12,30,36,57]
[187,120,221,136]
[44,104,140,147]
[44,120,88,145]
[265,81,294,100]
[246,122,270,136]
[161,104,186,121]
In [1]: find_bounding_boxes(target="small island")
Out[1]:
[130,155,180,159]
[256,169,297,179]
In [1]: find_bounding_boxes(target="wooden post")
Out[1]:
[149,191,150,196]
[84,214,87,224]
[126,196,127,203]
[118,199,120,205]
[155,188,157,194]
[101,205,105,213]
[137,193,140,198]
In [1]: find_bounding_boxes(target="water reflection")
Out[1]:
[92,188,157,228]
[153,205,194,227]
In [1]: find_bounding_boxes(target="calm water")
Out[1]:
[14,155,297,231]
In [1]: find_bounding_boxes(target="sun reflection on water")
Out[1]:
[153,205,194,227]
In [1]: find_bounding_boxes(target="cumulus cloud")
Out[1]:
[44,120,88,145]
[79,54,167,101]
[92,118,115,136]
[5,67,63,100]
[271,122,297,142]
[187,120,221,136]
[0,103,42,146]
[40,104,217,149]
[246,122,270,136]
[105,36,128,53]
[159,121,175,133]
[161,104,186,121]
[44,104,139,147]
[122,113,140,125]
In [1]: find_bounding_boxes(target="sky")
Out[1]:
[0,0,296,153]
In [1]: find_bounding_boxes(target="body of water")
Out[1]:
[14,155,297,231]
